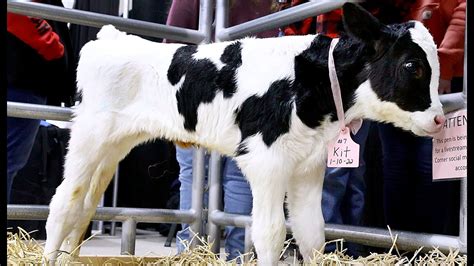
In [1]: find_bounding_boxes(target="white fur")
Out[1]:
[44,25,442,264]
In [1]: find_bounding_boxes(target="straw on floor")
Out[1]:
[7,227,467,265]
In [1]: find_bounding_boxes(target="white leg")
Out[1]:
[237,152,293,265]
[286,167,326,262]
[44,116,150,260]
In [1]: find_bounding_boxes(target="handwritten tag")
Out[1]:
[327,127,360,168]
[432,109,467,180]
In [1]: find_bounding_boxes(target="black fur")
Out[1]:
[167,45,197,86]
[235,79,295,156]
[218,41,242,98]
[169,42,243,131]
[235,35,372,155]
[369,24,432,112]
[293,35,369,129]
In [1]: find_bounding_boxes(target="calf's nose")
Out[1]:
[434,115,446,126]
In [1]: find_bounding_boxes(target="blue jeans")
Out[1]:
[378,123,460,235]
[7,87,47,203]
[175,147,253,261]
[322,121,370,255]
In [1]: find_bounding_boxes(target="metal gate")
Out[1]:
[6,0,467,258]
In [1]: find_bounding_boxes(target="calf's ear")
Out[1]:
[342,3,386,43]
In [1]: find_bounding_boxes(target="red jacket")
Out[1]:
[6,0,77,106]
[7,12,64,60]
[406,0,466,80]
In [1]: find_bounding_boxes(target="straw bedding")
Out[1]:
[7,227,466,265]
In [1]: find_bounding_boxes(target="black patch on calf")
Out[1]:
[168,42,243,131]
[175,59,220,130]
[217,42,242,98]
[293,35,368,129]
[235,79,295,155]
[368,31,432,112]
[168,45,197,85]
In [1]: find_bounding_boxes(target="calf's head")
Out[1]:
[342,3,445,136]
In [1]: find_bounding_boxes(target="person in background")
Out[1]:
[378,0,465,236]
[6,0,76,203]
[165,0,277,261]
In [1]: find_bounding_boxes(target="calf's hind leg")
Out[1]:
[44,116,151,260]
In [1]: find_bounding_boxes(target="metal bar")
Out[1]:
[189,148,206,248]
[459,178,467,250]
[7,93,464,124]
[440,93,466,113]
[244,225,253,257]
[97,196,105,234]
[207,151,223,254]
[215,0,229,42]
[209,211,465,253]
[7,101,73,121]
[122,0,129,19]
[7,1,205,44]
[325,224,465,254]
[198,0,214,43]
[216,0,359,41]
[121,219,137,255]
[7,205,196,224]
[458,9,467,252]
[110,167,120,236]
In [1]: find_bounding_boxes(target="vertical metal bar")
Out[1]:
[459,178,467,250]
[97,196,105,234]
[120,219,137,255]
[215,0,229,42]
[207,151,223,254]
[187,0,214,249]
[122,0,129,19]
[198,0,214,43]
[110,166,120,236]
[244,224,253,260]
[459,18,467,251]
[189,148,206,248]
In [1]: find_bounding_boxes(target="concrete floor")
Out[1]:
[75,228,297,263]
[79,231,178,257]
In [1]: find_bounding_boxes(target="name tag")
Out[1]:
[327,127,360,168]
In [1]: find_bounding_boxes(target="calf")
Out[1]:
[44,3,444,264]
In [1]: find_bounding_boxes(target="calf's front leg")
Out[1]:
[237,154,293,265]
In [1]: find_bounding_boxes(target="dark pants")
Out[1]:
[378,123,460,235]
[7,87,47,203]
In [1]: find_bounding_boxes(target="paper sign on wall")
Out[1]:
[432,109,467,180]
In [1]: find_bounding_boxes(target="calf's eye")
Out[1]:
[403,61,423,78]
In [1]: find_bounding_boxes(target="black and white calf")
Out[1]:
[44,3,444,264]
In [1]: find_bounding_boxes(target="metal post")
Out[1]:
[459,16,468,251]
[207,151,223,254]
[215,0,229,42]
[122,0,129,19]
[97,196,105,234]
[187,0,213,249]
[110,167,120,236]
[244,225,253,257]
[199,0,214,43]
[459,178,467,250]
[189,148,206,248]
[120,219,137,255]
